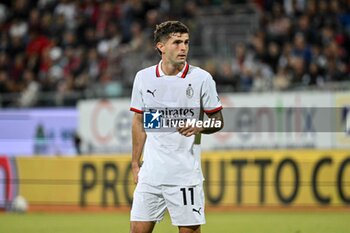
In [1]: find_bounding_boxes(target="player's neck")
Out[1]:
[161,60,185,76]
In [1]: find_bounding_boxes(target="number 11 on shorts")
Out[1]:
[180,187,194,205]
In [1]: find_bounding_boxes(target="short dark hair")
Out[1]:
[154,21,189,55]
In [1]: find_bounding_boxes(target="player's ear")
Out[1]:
[156,42,165,54]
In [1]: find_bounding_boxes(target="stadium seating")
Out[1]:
[0,0,349,107]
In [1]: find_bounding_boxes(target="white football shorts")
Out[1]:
[130,182,206,226]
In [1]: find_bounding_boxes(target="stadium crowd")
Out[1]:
[0,0,349,107]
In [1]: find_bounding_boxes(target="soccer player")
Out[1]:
[129,21,224,233]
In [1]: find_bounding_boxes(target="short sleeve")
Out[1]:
[130,72,144,113]
[201,74,223,113]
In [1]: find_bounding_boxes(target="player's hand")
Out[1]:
[177,125,203,137]
[131,163,140,184]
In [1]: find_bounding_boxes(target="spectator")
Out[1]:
[18,69,40,107]
[215,62,237,92]
[0,4,7,24]
[26,29,52,57]
[303,62,325,87]
[0,0,349,107]
[0,70,10,95]
[54,0,77,30]
[232,42,255,92]
[291,33,312,65]
[264,41,280,73]
[273,66,291,91]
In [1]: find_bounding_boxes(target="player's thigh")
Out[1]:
[163,184,205,226]
[130,182,167,222]
[130,221,156,233]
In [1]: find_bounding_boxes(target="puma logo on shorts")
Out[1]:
[192,207,201,215]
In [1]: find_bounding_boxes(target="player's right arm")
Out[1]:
[131,112,146,184]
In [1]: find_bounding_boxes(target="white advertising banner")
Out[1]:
[202,92,336,150]
[78,92,349,153]
[78,99,133,153]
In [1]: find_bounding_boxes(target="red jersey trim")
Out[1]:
[155,64,160,77]
[204,106,223,114]
[156,62,189,78]
[181,63,189,78]
[130,107,143,113]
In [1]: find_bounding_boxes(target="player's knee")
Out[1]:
[130,225,140,233]
[130,221,155,233]
[178,225,201,233]
[129,224,141,233]
[130,222,139,233]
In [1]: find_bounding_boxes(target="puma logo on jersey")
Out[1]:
[192,207,201,215]
[147,89,156,97]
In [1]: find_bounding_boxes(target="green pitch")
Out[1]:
[0,212,349,233]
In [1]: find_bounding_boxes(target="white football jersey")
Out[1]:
[130,61,222,185]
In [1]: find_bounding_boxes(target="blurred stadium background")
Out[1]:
[0,0,350,232]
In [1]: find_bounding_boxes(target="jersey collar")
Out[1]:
[155,61,189,78]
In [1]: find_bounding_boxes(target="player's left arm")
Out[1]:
[177,110,224,137]
[202,109,224,134]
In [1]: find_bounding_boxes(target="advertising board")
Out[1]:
[78,99,133,153]
[0,109,77,156]
[2,151,349,210]
[78,92,349,151]
[202,92,337,150]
